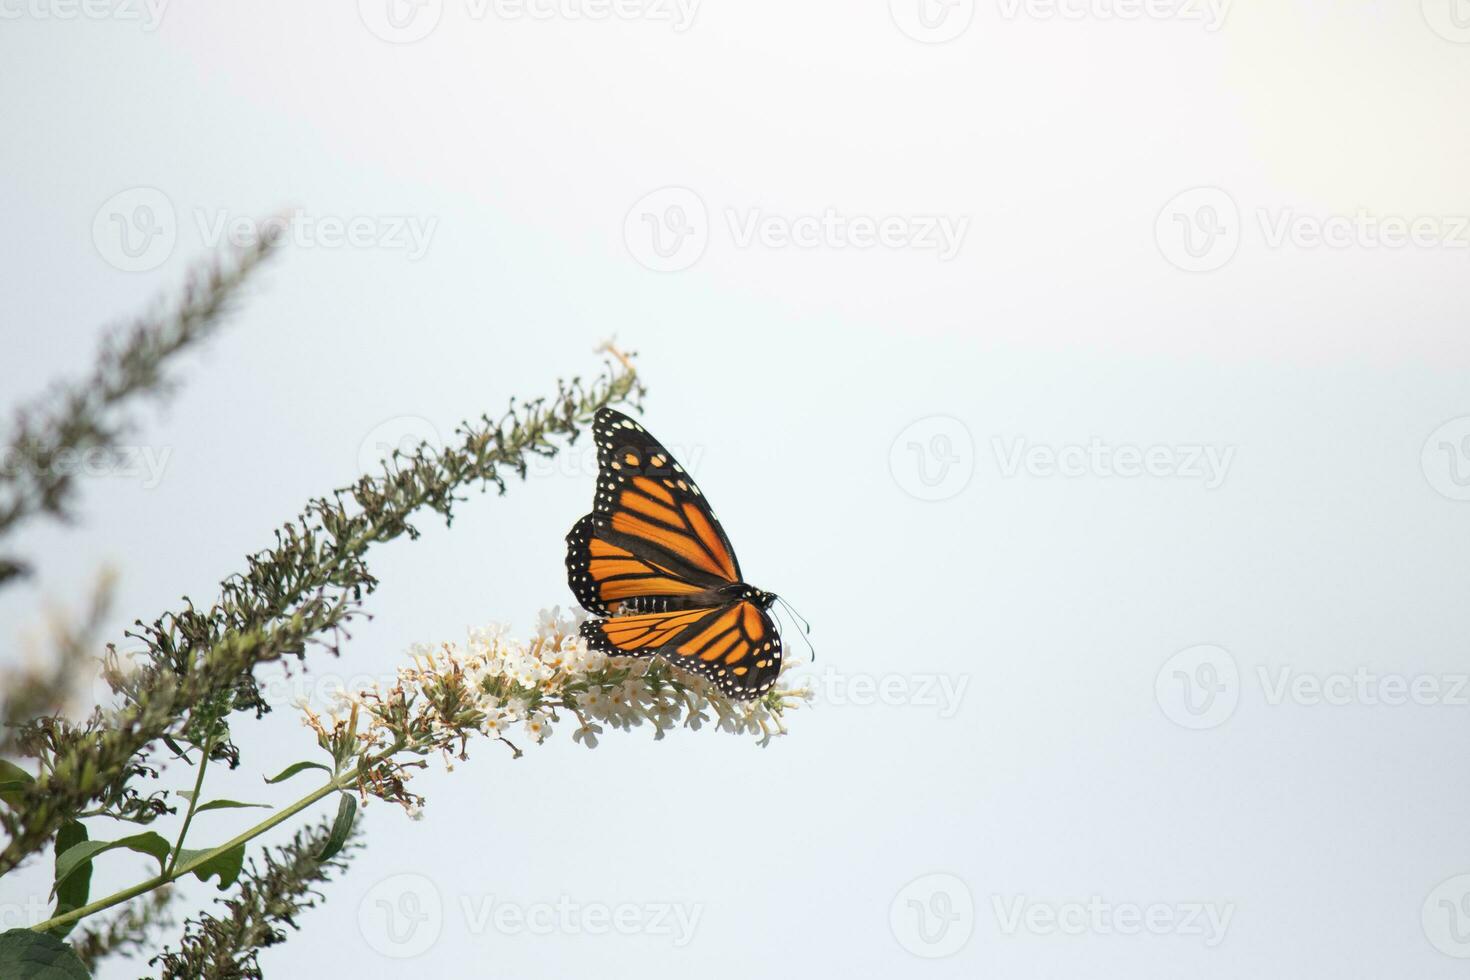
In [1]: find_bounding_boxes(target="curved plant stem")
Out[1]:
[164,731,215,877]
[30,764,363,935]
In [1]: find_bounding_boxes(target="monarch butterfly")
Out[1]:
[565,407,782,699]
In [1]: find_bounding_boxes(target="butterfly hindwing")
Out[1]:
[581,600,783,698]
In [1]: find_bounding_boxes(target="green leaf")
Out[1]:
[317,793,356,862]
[193,799,272,814]
[0,760,33,782]
[0,928,90,979]
[174,843,246,890]
[52,832,171,898]
[264,761,330,784]
[49,823,90,939]
[0,760,33,808]
[177,789,270,812]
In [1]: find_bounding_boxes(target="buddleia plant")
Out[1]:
[0,233,805,977]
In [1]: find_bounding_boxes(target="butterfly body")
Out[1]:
[564,408,783,699]
[619,584,777,616]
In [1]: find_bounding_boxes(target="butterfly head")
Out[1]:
[722,583,777,611]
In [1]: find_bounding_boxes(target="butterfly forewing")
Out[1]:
[565,408,743,615]
[589,409,741,582]
[564,515,712,616]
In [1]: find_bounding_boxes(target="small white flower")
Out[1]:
[572,722,603,748]
[525,712,552,742]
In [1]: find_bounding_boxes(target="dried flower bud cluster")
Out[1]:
[302,608,808,811]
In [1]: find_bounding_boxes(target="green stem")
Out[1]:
[30,765,361,935]
[164,731,215,876]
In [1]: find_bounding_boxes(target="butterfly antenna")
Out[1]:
[776,596,815,663]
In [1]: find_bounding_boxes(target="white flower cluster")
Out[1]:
[321,608,804,787]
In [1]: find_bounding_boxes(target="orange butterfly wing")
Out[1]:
[581,600,783,698]
[565,514,711,616]
[565,408,782,698]
[565,408,741,616]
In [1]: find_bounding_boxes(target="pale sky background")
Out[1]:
[3,2,1470,977]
